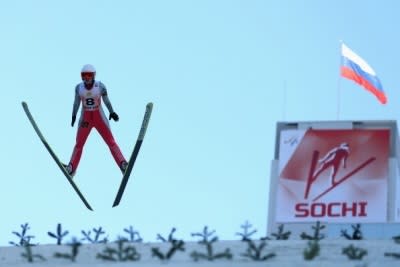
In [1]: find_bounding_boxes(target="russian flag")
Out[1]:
[341,43,387,104]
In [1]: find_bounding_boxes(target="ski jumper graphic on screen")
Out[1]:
[312,142,350,185]
[63,64,127,176]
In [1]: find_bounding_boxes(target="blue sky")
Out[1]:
[0,0,399,245]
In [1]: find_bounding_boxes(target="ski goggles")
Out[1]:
[81,72,95,79]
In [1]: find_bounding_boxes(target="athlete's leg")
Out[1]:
[94,111,126,167]
[313,162,331,182]
[330,163,340,185]
[69,119,92,172]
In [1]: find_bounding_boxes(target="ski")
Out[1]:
[21,101,93,211]
[113,102,153,207]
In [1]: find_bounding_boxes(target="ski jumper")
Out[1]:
[68,81,126,172]
[313,146,349,185]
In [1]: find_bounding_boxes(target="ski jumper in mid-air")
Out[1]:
[63,64,128,176]
[312,142,350,185]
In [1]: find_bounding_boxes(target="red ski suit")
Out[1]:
[68,81,126,173]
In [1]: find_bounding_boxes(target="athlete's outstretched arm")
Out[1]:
[71,85,81,126]
[100,82,115,114]
[72,85,81,116]
[343,153,348,168]
[318,148,335,163]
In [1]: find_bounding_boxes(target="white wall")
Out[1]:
[1,239,400,267]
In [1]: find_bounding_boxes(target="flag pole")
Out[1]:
[282,80,287,121]
[337,71,341,120]
[337,41,343,120]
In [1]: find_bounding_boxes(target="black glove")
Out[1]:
[71,115,76,127]
[109,112,119,121]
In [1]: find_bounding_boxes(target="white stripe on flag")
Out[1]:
[341,43,376,76]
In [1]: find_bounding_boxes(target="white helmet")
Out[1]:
[81,64,96,84]
[81,64,96,73]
